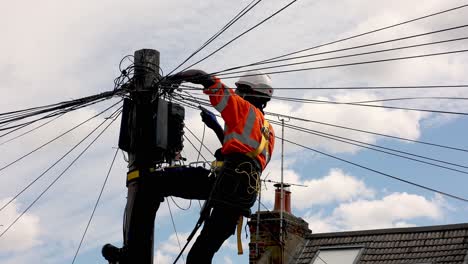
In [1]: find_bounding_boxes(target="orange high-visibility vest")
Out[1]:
[204,77,275,170]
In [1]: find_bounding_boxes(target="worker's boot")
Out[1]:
[102,243,127,264]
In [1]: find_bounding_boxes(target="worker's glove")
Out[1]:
[169,69,215,88]
[200,106,221,130]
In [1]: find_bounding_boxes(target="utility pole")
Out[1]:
[123,49,162,264]
[103,49,162,264]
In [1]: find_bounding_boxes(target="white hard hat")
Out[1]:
[235,70,273,98]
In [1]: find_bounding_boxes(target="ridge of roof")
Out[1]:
[307,222,468,238]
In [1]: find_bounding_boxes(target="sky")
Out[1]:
[1,0,468,263]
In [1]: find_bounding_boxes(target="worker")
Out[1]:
[158,69,275,263]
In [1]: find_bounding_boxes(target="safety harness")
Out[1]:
[236,119,271,255]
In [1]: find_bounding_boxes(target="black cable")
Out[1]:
[0,100,122,174]
[179,0,299,71]
[0,90,120,126]
[265,110,468,153]
[219,49,468,80]
[71,147,119,264]
[352,96,468,104]
[177,84,468,91]
[180,88,468,105]
[183,134,208,162]
[0,96,110,138]
[280,136,468,203]
[197,125,206,163]
[0,113,65,145]
[177,93,468,155]
[269,120,468,175]
[179,90,468,117]
[0,111,121,239]
[209,24,468,75]
[0,106,123,213]
[270,120,468,169]
[167,0,262,76]
[215,36,468,77]
[247,4,468,65]
[167,200,186,264]
[184,124,215,157]
[170,197,192,211]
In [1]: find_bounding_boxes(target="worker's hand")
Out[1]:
[200,106,220,130]
[171,69,215,88]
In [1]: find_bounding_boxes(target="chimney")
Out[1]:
[273,183,291,214]
[248,184,311,264]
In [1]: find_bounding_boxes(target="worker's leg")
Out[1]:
[186,206,240,264]
[151,166,214,200]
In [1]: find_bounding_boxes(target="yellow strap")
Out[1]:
[127,168,157,182]
[246,119,270,159]
[211,160,224,168]
[127,170,140,181]
[236,216,244,255]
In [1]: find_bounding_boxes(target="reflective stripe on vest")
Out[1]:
[224,106,271,162]
[223,107,258,148]
[214,86,230,112]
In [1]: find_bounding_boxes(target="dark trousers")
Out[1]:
[155,155,260,264]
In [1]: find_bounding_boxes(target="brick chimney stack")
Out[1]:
[248,184,311,264]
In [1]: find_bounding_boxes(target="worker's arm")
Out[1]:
[169,69,215,88]
[200,107,224,144]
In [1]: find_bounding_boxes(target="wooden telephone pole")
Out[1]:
[103,49,163,264]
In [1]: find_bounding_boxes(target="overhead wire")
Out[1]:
[179,0,299,71]
[280,136,468,203]
[214,36,468,77]
[0,100,123,174]
[0,106,123,213]
[177,83,468,91]
[243,3,468,66]
[269,120,468,175]
[265,110,468,153]
[0,96,111,138]
[178,86,468,105]
[183,124,215,157]
[175,89,468,172]
[178,90,468,117]
[0,113,65,146]
[176,92,468,153]
[208,24,468,76]
[0,110,122,239]
[0,90,121,127]
[217,49,468,80]
[167,200,186,264]
[71,147,119,264]
[167,0,262,76]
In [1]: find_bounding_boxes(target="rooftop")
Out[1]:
[292,223,468,264]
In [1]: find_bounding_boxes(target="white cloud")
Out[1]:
[154,250,172,264]
[223,256,234,264]
[262,166,375,209]
[0,199,41,253]
[305,192,446,233]
[268,92,425,154]
[295,169,375,208]
[1,0,467,263]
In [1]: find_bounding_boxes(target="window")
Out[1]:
[311,247,362,264]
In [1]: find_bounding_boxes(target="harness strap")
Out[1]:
[245,119,270,160]
[236,215,244,255]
